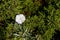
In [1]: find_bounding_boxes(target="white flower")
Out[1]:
[15,14,26,24]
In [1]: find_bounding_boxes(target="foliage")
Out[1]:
[0,0,60,40]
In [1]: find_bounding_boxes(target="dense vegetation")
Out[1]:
[0,0,60,40]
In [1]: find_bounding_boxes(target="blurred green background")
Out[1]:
[0,0,60,40]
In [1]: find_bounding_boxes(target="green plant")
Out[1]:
[0,0,60,40]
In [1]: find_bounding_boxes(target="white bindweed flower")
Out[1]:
[15,14,26,24]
